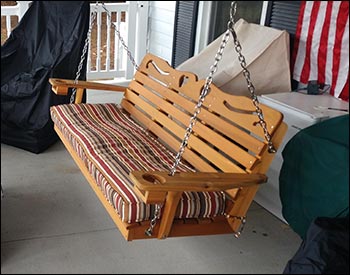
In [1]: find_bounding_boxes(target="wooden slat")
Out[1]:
[125,216,234,240]
[137,54,198,89]
[157,191,183,239]
[203,86,283,139]
[134,71,265,155]
[225,122,288,233]
[121,100,217,172]
[124,89,245,173]
[75,88,85,104]
[49,78,127,92]
[174,80,283,140]
[128,80,259,169]
[130,171,267,192]
[136,54,283,143]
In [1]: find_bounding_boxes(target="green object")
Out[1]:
[279,114,349,239]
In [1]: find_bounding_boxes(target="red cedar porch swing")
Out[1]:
[49,1,287,241]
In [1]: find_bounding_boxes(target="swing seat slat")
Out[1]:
[49,53,287,241]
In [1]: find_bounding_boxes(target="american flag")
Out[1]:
[292,1,349,101]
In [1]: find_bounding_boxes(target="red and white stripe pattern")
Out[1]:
[292,1,349,101]
[50,104,226,223]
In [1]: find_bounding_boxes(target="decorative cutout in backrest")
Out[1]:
[141,55,198,92]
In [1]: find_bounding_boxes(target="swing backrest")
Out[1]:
[122,53,284,177]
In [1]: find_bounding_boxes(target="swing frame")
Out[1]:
[49,53,287,241]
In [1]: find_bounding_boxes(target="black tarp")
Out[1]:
[1,1,90,153]
[283,217,349,274]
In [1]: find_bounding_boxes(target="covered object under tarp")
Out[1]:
[177,19,292,96]
[279,114,349,240]
[1,1,90,153]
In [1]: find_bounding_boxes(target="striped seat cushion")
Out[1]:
[50,103,226,223]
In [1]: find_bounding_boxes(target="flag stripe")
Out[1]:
[309,1,327,81]
[331,1,349,97]
[325,2,341,85]
[292,1,349,101]
[293,1,310,80]
[317,1,333,84]
[300,1,321,83]
[334,16,349,99]
[339,73,349,101]
[291,0,307,74]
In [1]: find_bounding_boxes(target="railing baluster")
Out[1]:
[96,10,102,72]
[106,11,111,71]
[6,16,12,37]
[114,12,119,71]
[117,12,122,71]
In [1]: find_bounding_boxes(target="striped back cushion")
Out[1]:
[50,103,226,223]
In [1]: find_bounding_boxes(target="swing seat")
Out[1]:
[49,53,287,241]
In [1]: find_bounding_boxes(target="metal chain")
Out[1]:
[101,2,139,71]
[227,2,276,153]
[70,2,99,104]
[143,2,236,237]
[170,1,276,173]
[143,1,275,236]
[232,216,246,238]
[169,29,232,177]
[224,213,247,238]
[144,204,162,236]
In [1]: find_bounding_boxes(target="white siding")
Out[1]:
[147,1,176,63]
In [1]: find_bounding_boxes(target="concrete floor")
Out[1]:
[1,91,302,274]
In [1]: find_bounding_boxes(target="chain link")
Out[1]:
[147,1,276,238]
[169,29,232,177]
[227,2,276,153]
[147,1,236,237]
[169,2,237,176]
[144,204,162,236]
[70,2,99,104]
[225,215,246,238]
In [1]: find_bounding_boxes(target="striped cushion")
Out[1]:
[50,103,226,223]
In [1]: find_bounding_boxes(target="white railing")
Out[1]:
[1,1,148,81]
[88,2,134,80]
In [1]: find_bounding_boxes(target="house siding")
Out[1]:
[147,1,176,63]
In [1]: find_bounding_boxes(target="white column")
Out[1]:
[125,1,138,79]
[135,1,149,65]
[17,1,31,21]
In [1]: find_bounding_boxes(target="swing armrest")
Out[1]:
[49,78,127,96]
[130,171,267,204]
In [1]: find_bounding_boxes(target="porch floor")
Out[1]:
[1,91,302,274]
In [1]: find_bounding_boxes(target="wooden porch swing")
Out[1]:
[49,1,287,241]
